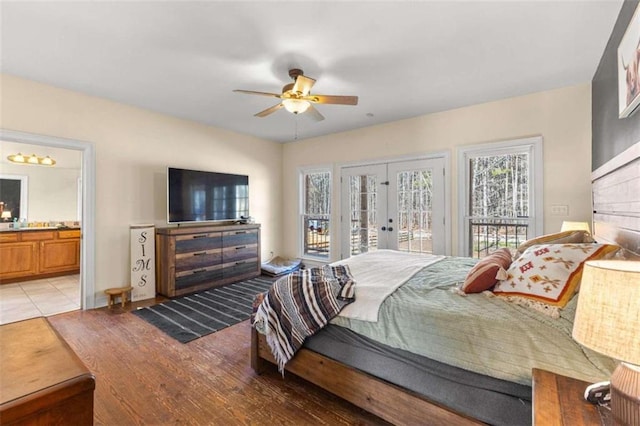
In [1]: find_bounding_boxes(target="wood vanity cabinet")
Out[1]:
[156,224,261,297]
[40,231,81,274]
[0,229,81,283]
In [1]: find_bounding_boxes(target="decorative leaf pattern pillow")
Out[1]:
[493,243,620,313]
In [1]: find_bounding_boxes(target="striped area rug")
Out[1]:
[132,276,274,343]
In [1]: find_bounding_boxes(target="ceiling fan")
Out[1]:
[233,69,358,121]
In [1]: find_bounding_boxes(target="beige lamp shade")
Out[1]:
[573,260,640,365]
[0,211,12,219]
[561,221,591,233]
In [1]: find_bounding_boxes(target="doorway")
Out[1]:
[0,129,96,312]
[340,157,447,259]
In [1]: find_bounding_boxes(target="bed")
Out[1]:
[251,142,640,425]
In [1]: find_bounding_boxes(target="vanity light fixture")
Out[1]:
[7,153,56,166]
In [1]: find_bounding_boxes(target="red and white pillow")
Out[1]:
[493,243,621,317]
[461,248,512,294]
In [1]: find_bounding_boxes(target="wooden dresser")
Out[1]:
[155,223,261,297]
[0,317,95,425]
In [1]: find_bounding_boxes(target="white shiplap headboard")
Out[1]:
[592,141,640,256]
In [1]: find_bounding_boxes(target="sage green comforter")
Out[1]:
[331,256,616,385]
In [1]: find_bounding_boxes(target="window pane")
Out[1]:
[468,152,530,258]
[396,169,433,254]
[349,174,378,255]
[303,171,331,258]
[469,153,529,218]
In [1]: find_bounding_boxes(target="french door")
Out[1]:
[340,158,445,259]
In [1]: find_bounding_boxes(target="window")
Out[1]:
[458,137,543,258]
[301,169,331,259]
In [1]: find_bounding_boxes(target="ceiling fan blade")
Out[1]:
[254,103,284,118]
[305,104,325,121]
[233,89,282,98]
[303,94,358,105]
[292,75,316,96]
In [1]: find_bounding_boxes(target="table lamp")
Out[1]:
[561,221,591,234]
[1,210,12,222]
[573,260,640,425]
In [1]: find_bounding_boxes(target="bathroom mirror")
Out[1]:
[0,175,27,222]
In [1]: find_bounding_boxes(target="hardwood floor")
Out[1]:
[47,305,389,425]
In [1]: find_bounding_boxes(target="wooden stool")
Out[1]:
[104,286,133,308]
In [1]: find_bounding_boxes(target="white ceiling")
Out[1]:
[0,1,624,143]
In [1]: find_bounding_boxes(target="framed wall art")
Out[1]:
[619,2,640,118]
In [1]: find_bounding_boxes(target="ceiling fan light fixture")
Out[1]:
[282,98,310,114]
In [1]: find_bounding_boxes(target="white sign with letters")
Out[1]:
[130,224,156,301]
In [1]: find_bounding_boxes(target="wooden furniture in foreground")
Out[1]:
[532,368,612,425]
[251,328,482,426]
[0,317,95,425]
[105,286,134,308]
[156,223,260,297]
[0,228,81,284]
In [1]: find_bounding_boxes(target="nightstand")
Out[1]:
[532,368,613,425]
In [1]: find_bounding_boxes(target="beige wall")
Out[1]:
[0,73,594,297]
[0,160,81,222]
[283,84,593,259]
[0,74,283,301]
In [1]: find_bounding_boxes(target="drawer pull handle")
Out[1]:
[235,246,246,250]
[235,231,247,235]
[193,251,207,256]
[192,235,207,239]
[235,261,246,265]
[193,269,207,274]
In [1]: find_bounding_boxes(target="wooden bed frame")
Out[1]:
[250,141,640,426]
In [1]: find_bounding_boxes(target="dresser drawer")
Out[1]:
[223,259,259,280]
[176,233,222,254]
[175,264,224,290]
[175,250,222,273]
[223,229,258,247]
[222,244,258,263]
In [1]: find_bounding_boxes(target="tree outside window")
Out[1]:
[302,171,331,258]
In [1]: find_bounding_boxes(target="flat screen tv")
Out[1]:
[167,167,249,224]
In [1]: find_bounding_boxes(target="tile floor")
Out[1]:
[0,275,80,325]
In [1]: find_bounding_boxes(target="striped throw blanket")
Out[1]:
[253,265,356,372]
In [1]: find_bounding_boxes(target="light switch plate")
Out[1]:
[550,205,569,216]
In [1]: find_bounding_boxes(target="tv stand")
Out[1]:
[155,223,261,297]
